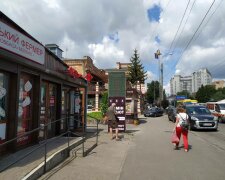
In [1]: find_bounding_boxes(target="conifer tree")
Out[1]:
[127,49,147,85]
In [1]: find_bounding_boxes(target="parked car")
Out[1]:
[185,105,218,131]
[206,101,225,123]
[144,107,163,117]
[167,106,177,123]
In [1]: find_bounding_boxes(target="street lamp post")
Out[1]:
[154,50,172,105]
[154,50,163,104]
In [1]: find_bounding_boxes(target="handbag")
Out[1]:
[171,132,179,144]
[179,114,189,131]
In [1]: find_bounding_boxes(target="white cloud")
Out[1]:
[1,0,225,87]
[88,36,125,68]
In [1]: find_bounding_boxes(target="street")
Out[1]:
[42,115,225,180]
[120,115,225,180]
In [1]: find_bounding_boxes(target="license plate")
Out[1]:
[203,123,212,126]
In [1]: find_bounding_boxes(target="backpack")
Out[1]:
[179,114,189,131]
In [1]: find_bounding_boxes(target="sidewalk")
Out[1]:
[39,122,142,180]
[0,118,143,180]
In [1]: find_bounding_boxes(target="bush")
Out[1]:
[87,112,103,122]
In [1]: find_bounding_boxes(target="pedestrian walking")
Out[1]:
[106,103,119,140]
[173,106,189,152]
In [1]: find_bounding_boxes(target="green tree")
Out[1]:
[127,49,147,85]
[100,91,108,115]
[211,90,225,101]
[146,81,159,104]
[196,85,216,102]
[177,90,190,99]
[161,99,169,109]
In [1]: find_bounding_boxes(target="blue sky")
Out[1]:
[1,0,225,94]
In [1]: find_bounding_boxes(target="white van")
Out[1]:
[206,101,225,122]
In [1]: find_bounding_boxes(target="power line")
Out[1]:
[176,0,216,65]
[168,0,191,53]
[164,0,217,81]
[172,0,197,53]
[192,0,224,43]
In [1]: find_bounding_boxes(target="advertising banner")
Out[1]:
[109,97,126,132]
[0,22,45,64]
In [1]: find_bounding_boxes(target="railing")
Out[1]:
[0,114,99,176]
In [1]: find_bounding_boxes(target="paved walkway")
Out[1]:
[40,122,141,180]
[0,118,143,180]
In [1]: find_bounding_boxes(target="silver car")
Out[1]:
[185,105,218,131]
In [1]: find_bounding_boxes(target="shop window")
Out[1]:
[0,72,8,143]
[17,73,33,145]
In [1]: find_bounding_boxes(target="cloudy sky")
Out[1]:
[1,0,225,94]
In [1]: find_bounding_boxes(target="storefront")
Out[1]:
[0,12,87,154]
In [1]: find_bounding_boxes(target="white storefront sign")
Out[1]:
[0,21,45,64]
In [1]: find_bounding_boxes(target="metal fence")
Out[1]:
[0,115,99,175]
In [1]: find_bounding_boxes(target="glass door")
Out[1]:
[17,73,33,146]
[0,72,9,145]
[61,89,69,132]
[48,84,57,138]
[39,82,57,139]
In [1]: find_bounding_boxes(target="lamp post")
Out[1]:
[154,50,172,105]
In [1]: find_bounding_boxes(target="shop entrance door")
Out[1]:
[39,82,57,139]
[17,73,33,146]
[61,88,70,133]
[0,72,9,150]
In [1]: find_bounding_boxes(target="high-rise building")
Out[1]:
[170,75,192,95]
[192,68,212,93]
[170,68,212,95]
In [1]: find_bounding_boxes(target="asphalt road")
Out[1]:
[119,115,225,180]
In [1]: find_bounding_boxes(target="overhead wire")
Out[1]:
[171,0,197,53]
[192,0,224,43]
[168,0,191,53]
[164,0,217,82]
[174,0,216,66]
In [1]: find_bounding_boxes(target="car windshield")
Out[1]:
[186,106,211,115]
[218,103,225,110]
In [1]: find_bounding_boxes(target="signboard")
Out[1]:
[108,72,126,97]
[0,22,45,64]
[109,97,126,132]
[176,95,186,100]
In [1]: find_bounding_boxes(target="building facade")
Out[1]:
[170,68,212,95]
[64,56,108,111]
[0,12,87,155]
[212,80,225,90]
[192,68,212,93]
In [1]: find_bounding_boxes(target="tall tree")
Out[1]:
[127,49,147,85]
[196,85,216,102]
[146,81,160,104]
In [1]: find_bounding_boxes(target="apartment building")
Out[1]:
[170,68,212,95]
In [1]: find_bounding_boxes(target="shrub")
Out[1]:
[87,111,103,122]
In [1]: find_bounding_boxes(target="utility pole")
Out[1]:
[154,49,163,104]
